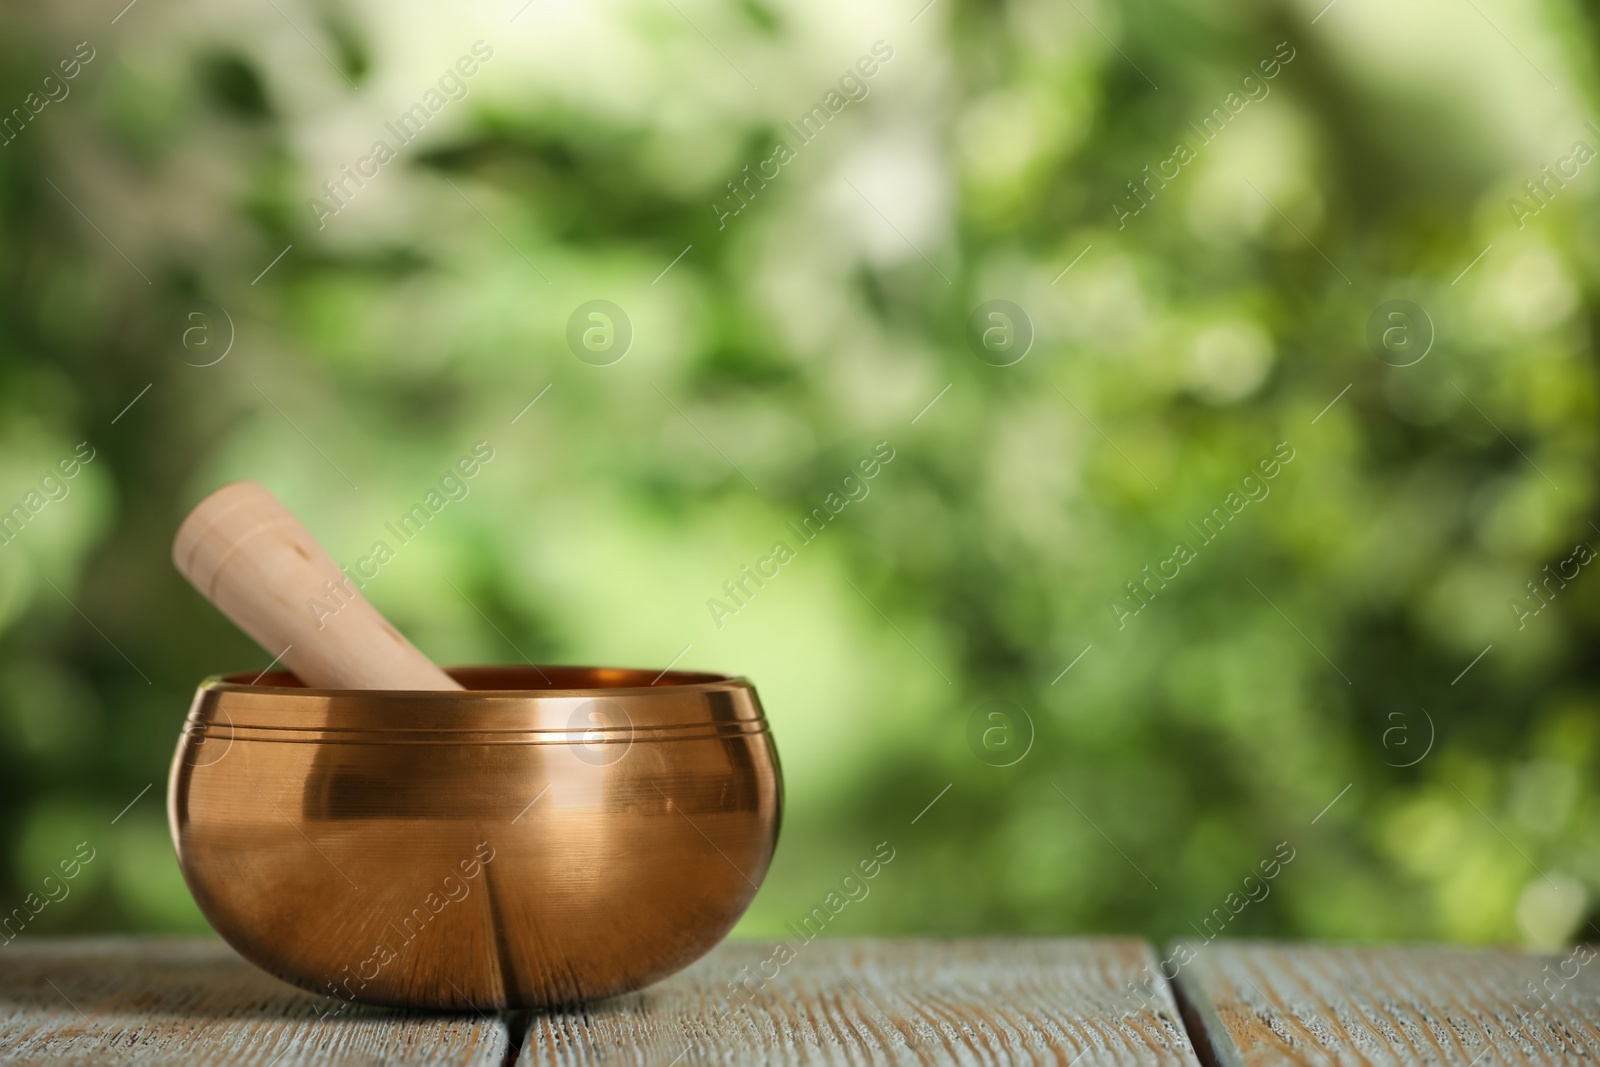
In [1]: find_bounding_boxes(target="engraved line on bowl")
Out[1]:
[187,727,769,748]
[194,720,765,737]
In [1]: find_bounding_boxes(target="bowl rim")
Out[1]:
[204,664,752,700]
[184,665,767,738]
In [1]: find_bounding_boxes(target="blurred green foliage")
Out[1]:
[1,0,1598,952]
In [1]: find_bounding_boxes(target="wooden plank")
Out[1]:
[517,938,1201,1066]
[1170,940,1600,1067]
[0,937,510,1065]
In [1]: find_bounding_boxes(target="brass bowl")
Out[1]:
[168,665,781,1010]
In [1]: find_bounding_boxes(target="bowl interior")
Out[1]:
[222,664,733,691]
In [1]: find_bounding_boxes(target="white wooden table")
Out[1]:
[0,937,1589,1065]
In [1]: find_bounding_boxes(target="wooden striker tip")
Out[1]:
[174,481,462,691]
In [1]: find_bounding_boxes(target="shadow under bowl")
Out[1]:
[168,665,782,1010]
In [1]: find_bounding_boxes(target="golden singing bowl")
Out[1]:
[168,665,782,1010]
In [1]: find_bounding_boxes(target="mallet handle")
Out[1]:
[173,481,462,691]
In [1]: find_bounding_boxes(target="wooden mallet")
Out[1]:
[173,481,463,691]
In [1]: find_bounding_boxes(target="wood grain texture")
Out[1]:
[1171,940,1600,1067]
[517,938,1201,1066]
[0,937,508,1065]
